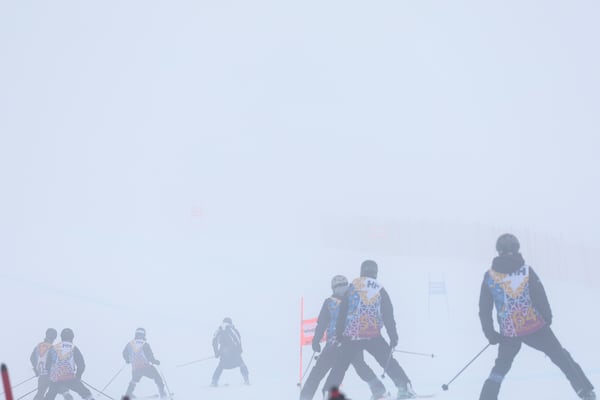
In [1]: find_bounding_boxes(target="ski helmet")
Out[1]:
[45,328,57,341]
[135,328,146,339]
[496,233,520,255]
[223,317,233,324]
[331,275,348,297]
[61,328,74,342]
[331,275,348,289]
[360,260,378,279]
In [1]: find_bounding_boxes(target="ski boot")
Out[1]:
[369,378,388,400]
[479,378,501,400]
[370,392,390,400]
[125,381,137,399]
[396,382,417,399]
[580,390,597,400]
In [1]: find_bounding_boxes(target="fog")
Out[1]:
[1,1,599,400]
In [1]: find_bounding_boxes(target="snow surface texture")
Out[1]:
[1,1,599,400]
[1,249,598,400]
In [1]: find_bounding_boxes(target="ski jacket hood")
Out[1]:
[492,253,525,274]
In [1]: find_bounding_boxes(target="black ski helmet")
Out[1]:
[496,233,520,255]
[45,328,57,341]
[135,328,146,339]
[61,328,74,342]
[360,260,378,279]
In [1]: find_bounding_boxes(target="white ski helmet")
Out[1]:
[331,275,349,297]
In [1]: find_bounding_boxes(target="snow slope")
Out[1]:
[1,242,598,400]
[1,2,599,400]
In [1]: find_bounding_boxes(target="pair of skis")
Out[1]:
[374,392,435,400]
[132,393,175,399]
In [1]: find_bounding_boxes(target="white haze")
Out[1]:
[1,1,599,400]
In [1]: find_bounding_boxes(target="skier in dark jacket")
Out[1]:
[326,260,417,399]
[31,329,73,400]
[211,318,249,386]
[44,329,94,400]
[299,275,387,400]
[122,328,166,399]
[478,233,596,400]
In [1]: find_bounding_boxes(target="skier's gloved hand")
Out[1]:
[486,331,503,345]
[153,360,161,365]
[312,341,321,353]
[329,336,340,347]
[389,333,399,349]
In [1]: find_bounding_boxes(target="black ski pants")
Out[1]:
[299,344,385,400]
[212,358,249,384]
[126,366,165,396]
[480,326,594,400]
[34,375,51,400]
[326,336,411,393]
[45,379,91,400]
[35,376,71,400]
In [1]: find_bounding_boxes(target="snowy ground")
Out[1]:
[2,1,600,399]
[2,249,597,400]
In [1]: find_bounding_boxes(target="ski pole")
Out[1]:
[441,344,490,391]
[101,365,127,392]
[175,356,215,368]
[0,376,36,396]
[2,364,14,400]
[381,348,394,379]
[297,351,317,387]
[156,366,172,399]
[82,380,115,400]
[15,388,37,400]
[394,350,436,358]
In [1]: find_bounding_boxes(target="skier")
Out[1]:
[122,328,167,399]
[30,329,73,400]
[44,328,95,400]
[300,275,387,400]
[326,260,417,399]
[479,233,596,400]
[211,318,249,386]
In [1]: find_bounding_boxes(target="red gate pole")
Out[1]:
[1,364,14,400]
[298,296,304,387]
